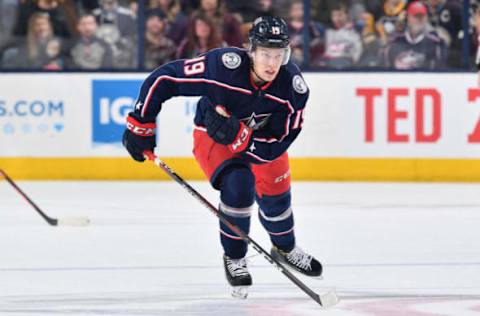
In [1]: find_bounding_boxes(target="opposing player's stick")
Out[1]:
[0,169,90,226]
[143,151,339,308]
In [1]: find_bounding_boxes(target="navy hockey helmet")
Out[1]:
[248,16,291,65]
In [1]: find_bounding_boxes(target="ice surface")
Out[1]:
[1,181,480,316]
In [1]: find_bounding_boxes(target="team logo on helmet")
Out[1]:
[222,52,242,69]
[292,75,307,94]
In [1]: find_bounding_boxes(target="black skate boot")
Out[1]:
[223,255,252,299]
[271,246,323,277]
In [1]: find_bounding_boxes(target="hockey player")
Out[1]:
[122,16,322,297]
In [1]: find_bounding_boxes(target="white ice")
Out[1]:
[1,180,480,316]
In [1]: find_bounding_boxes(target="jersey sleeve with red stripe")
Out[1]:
[244,71,309,164]
[133,53,215,119]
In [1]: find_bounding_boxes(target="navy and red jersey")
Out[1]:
[132,47,309,164]
[384,30,445,70]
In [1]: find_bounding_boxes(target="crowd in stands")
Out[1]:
[0,0,477,70]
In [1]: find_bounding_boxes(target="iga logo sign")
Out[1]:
[92,80,141,144]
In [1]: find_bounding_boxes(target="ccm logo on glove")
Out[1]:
[229,124,252,153]
[127,116,156,137]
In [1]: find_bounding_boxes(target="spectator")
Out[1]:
[78,0,99,11]
[3,12,63,69]
[350,1,382,67]
[470,1,480,64]
[224,0,260,23]
[195,0,243,47]
[149,0,189,45]
[13,0,76,38]
[286,0,324,67]
[65,13,113,69]
[426,0,463,68]
[78,0,132,14]
[257,0,278,18]
[128,0,137,16]
[474,7,480,84]
[310,1,384,31]
[310,0,350,25]
[78,0,138,11]
[178,0,200,14]
[144,10,176,69]
[0,0,19,46]
[176,12,224,59]
[93,0,136,38]
[385,1,445,70]
[350,1,378,35]
[93,0,136,68]
[316,2,363,69]
[376,0,408,45]
[352,0,384,21]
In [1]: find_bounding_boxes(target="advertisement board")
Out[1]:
[1,73,479,180]
[0,74,198,157]
[290,73,480,158]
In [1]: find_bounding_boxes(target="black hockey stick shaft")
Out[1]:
[143,151,324,306]
[0,169,58,226]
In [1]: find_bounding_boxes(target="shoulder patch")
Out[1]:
[292,75,308,94]
[222,52,242,69]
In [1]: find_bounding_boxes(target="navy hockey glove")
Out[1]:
[122,112,156,162]
[204,105,252,153]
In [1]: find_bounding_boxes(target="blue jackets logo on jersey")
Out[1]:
[222,52,242,69]
[292,75,307,94]
[92,80,142,145]
[241,112,271,130]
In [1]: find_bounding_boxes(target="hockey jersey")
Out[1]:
[132,47,309,164]
[385,30,445,70]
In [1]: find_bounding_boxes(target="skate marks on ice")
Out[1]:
[337,288,480,316]
[0,287,334,316]
[2,181,480,315]
[2,288,480,316]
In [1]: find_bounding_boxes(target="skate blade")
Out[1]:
[231,286,249,299]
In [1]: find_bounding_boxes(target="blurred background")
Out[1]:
[0,0,478,71]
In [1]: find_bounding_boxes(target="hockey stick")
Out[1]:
[143,151,339,308]
[0,169,90,226]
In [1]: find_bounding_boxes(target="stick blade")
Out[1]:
[56,217,90,226]
[318,289,339,308]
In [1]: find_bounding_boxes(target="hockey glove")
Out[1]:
[204,105,252,153]
[122,112,156,162]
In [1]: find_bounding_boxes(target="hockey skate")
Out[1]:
[223,255,252,299]
[271,246,323,278]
